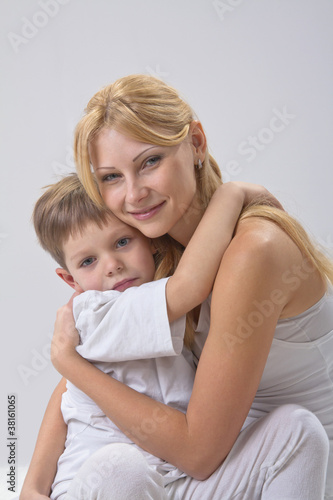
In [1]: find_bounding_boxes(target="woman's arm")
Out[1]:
[166,182,283,322]
[52,219,296,480]
[20,378,67,500]
[20,184,270,492]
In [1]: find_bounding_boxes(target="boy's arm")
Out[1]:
[73,183,280,363]
[74,282,186,362]
[20,378,67,500]
[166,182,278,322]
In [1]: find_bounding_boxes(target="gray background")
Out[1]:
[1,0,333,497]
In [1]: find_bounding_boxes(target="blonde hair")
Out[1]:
[32,174,113,270]
[74,74,333,347]
[74,74,222,347]
[74,74,222,210]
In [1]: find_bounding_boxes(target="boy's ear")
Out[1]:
[55,268,84,293]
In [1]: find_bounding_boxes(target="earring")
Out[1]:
[196,159,203,169]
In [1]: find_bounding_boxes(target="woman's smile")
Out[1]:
[90,127,200,243]
[128,201,166,221]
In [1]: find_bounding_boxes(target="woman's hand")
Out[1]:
[226,181,284,210]
[20,491,51,500]
[51,292,81,375]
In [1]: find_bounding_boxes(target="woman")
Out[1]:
[21,75,332,499]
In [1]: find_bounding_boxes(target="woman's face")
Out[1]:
[90,126,205,243]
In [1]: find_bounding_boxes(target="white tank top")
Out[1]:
[193,289,333,496]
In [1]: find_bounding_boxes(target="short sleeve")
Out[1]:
[74,278,185,363]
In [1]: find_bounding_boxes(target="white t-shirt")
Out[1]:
[51,278,194,499]
[62,278,195,437]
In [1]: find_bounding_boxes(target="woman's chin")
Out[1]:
[137,224,170,239]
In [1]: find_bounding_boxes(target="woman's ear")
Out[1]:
[189,120,207,161]
[56,268,84,293]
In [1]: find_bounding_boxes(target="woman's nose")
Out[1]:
[125,178,149,205]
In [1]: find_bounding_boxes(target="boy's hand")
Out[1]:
[226,181,284,210]
[51,292,81,373]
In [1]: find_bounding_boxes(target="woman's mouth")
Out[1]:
[129,201,166,221]
[112,278,138,292]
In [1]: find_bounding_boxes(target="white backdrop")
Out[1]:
[1,0,333,497]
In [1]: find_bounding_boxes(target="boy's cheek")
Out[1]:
[74,282,85,293]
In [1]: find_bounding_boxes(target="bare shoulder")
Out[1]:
[225,216,296,271]
[224,216,326,317]
[212,217,295,314]
[235,215,290,242]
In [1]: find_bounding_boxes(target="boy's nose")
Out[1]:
[105,257,123,275]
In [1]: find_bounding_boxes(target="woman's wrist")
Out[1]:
[51,346,82,380]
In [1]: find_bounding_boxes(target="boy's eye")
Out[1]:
[81,257,95,267]
[117,238,130,248]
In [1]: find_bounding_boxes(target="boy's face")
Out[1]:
[57,216,156,293]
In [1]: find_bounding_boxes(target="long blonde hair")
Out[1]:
[74,74,222,347]
[74,74,222,210]
[74,74,333,347]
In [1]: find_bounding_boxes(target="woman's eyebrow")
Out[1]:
[132,146,158,162]
[95,166,115,171]
[95,146,159,170]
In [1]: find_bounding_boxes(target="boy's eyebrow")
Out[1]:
[67,250,90,264]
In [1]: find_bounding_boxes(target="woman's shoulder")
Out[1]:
[228,216,295,267]
[228,216,327,317]
[224,216,304,293]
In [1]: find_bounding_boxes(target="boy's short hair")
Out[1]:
[33,173,113,270]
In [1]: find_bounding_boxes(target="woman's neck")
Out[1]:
[168,198,205,247]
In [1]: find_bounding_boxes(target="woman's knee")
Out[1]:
[266,404,329,464]
[275,405,328,444]
[288,405,329,455]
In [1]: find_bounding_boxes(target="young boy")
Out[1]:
[30,173,246,499]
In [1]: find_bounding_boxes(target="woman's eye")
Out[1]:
[81,257,95,267]
[102,173,121,182]
[144,155,161,168]
[117,238,130,248]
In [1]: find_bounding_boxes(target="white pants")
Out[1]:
[63,405,329,500]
